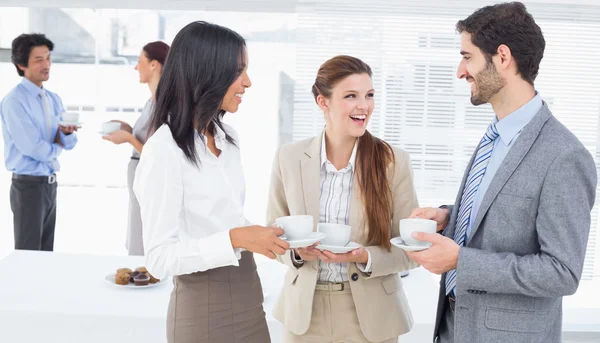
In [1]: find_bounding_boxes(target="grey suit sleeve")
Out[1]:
[456,146,597,297]
[439,205,454,235]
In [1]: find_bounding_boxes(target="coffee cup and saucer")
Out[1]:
[276,215,325,249]
[315,223,360,254]
[99,121,121,135]
[390,218,437,252]
[59,112,82,128]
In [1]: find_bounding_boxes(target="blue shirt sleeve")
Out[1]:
[56,98,78,150]
[59,130,78,150]
[2,96,64,161]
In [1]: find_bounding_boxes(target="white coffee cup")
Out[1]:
[318,223,351,246]
[102,121,121,135]
[400,218,436,246]
[275,215,313,241]
[62,112,79,124]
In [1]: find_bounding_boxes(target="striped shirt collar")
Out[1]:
[320,131,358,172]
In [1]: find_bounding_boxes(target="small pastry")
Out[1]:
[117,268,132,274]
[147,271,160,284]
[115,272,131,285]
[133,273,150,286]
[129,270,141,283]
[135,266,148,274]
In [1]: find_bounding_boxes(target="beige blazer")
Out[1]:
[266,134,420,343]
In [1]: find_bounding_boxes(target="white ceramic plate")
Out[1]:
[104,273,167,289]
[282,232,326,249]
[390,237,431,252]
[316,241,361,254]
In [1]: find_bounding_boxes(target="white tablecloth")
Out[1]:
[0,250,443,343]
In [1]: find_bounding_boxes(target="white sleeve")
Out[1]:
[133,140,240,279]
[356,249,372,273]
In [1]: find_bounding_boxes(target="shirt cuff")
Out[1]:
[59,131,78,150]
[234,248,246,259]
[200,230,240,268]
[356,249,372,273]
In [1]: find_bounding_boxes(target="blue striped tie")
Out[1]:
[445,122,499,296]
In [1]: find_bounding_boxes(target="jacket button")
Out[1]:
[351,273,359,281]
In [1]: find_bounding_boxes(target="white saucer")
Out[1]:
[282,232,326,249]
[316,241,361,254]
[59,121,82,127]
[390,237,431,251]
[104,273,168,289]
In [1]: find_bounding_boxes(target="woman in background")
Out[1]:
[103,41,169,255]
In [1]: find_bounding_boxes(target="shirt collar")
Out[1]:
[320,131,358,170]
[213,123,227,142]
[20,77,44,97]
[197,122,227,143]
[494,92,542,146]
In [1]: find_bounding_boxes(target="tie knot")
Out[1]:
[40,89,46,98]
[484,122,499,142]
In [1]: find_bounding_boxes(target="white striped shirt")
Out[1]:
[317,134,371,282]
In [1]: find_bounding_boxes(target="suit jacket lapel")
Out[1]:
[301,134,322,231]
[467,104,552,243]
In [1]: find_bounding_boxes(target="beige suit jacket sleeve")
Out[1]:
[363,148,420,279]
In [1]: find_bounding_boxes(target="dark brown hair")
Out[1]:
[312,55,394,250]
[456,2,545,85]
[142,41,170,67]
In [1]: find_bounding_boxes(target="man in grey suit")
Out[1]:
[405,2,597,343]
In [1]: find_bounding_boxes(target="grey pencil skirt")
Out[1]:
[166,251,271,343]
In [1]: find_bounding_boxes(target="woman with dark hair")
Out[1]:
[267,55,419,342]
[103,41,170,256]
[133,22,288,343]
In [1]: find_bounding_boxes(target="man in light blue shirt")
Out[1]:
[0,33,79,251]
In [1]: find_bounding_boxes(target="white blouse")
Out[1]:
[133,123,247,279]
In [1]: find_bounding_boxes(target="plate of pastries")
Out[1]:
[105,267,164,288]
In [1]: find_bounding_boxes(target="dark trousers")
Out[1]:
[437,296,455,343]
[10,174,57,251]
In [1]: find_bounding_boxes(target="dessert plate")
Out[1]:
[105,273,167,289]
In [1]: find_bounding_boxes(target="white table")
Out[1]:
[0,250,444,342]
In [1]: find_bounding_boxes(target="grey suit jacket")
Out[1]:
[433,103,597,343]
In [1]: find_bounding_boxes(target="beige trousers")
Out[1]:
[284,282,398,343]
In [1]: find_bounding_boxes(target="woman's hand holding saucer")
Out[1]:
[314,245,368,264]
[294,243,320,261]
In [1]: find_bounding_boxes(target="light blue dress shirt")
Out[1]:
[467,93,543,240]
[0,78,77,176]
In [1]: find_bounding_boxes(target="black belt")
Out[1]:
[130,156,140,160]
[12,173,57,184]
